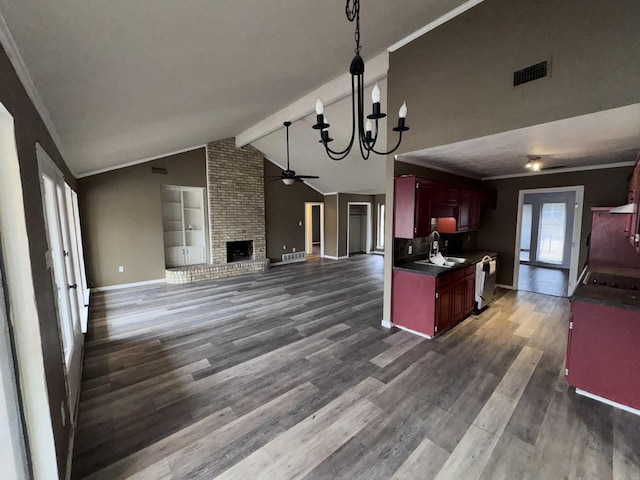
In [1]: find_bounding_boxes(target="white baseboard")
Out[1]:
[92,278,165,292]
[381,319,392,329]
[496,283,514,290]
[395,324,433,340]
[576,388,640,416]
[323,255,349,260]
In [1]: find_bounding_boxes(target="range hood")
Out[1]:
[610,203,637,214]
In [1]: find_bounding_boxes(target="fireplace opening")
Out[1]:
[227,240,253,263]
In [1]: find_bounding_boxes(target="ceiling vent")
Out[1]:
[513,60,549,87]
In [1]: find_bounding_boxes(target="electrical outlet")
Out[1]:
[283,245,286,250]
[298,221,303,226]
[118,265,124,273]
[293,248,296,252]
[408,245,413,254]
[444,240,449,247]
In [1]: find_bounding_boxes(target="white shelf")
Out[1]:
[161,185,207,267]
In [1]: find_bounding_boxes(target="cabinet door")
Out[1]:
[464,275,475,314]
[457,190,471,231]
[469,191,481,231]
[452,281,466,322]
[185,246,205,265]
[394,176,418,239]
[165,246,185,267]
[414,181,432,237]
[435,284,454,334]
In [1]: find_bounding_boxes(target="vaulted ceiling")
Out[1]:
[0,0,473,192]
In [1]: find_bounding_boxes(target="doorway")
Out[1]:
[347,202,372,256]
[514,186,584,296]
[305,202,324,257]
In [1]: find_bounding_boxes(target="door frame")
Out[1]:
[0,103,58,477]
[346,202,372,255]
[513,185,584,296]
[305,202,324,257]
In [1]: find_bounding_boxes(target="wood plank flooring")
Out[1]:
[72,255,640,479]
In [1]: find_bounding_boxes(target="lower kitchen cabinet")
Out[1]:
[393,267,476,338]
[566,300,640,411]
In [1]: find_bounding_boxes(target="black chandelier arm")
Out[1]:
[370,130,405,156]
[318,74,359,159]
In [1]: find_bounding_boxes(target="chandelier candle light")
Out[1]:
[312,0,409,160]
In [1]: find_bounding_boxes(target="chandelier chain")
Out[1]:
[345,0,361,54]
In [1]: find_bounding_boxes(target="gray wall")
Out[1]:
[0,41,75,476]
[79,148,207,287]
[480,167,631,286]
[388,0,640,156]
[264,158,324,262]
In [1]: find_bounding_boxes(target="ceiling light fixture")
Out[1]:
[526,155,542,171]
[278,121,319,186]
[312,0,409,160]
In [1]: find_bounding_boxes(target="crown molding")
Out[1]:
[0,12,68,167]
[482,161,635,181]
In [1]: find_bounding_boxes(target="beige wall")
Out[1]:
[388,0,640,155]
[0,42,76,476]
[264,158,324,261]
[79,148,206,287]
[324,194,338,257]
[480,166,631,286]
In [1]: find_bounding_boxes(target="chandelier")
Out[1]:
[312,0,409,161]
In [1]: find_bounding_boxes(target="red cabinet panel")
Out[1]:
[392,270,437,337]
[470,191,481,231]
[566,301,640,411]
[436,284,454,334]
[394,176,432,239]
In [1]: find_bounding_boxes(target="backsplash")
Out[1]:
[394,232,478,264]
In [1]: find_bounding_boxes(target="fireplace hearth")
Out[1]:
[227,240,253,263]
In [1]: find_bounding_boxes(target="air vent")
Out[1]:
[151,167,168,175]
[513,60,548,86]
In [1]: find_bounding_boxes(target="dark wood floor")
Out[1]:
[519,264,569,297]
[72,255,640,479]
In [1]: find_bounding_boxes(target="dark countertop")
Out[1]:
[572,268,640,311]
[393,251,497,277]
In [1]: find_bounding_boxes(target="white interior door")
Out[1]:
[38,148,83,421]
[67,187,90,332]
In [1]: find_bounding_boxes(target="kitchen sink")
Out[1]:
[445,256,466,263]
[414,259,454,268]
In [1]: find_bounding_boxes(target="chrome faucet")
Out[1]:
[431,230,440,257]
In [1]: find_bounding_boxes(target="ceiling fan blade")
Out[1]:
[294,175,320,179]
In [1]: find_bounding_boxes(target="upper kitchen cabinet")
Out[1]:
[623,152,640,249]
[395,175,433,238]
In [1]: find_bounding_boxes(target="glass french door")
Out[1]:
[38,148,84,421]
[537,202,567,264]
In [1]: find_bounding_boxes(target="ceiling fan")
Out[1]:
[271,121,319,186]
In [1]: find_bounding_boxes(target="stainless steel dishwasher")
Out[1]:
[475,255,496,311]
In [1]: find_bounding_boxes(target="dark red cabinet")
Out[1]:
[469,191,481,231]
[457,190,472,231]
[394,175,432,239]
[566,300,640,411]
[393,267,476,338]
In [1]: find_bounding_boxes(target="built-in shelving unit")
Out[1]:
[161,186,206,267]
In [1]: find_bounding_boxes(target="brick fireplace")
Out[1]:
[165,138,269,284]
